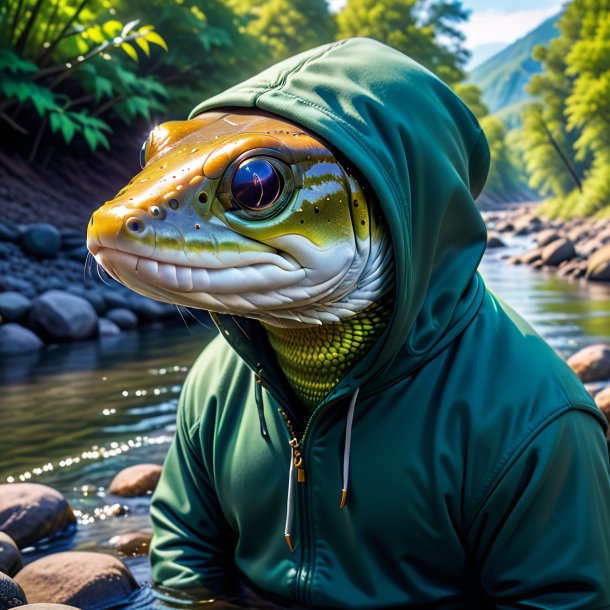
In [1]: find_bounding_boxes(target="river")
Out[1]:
[1,233,609,608]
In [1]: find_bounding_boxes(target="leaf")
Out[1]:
[121,19,140,37]
[30,88,60,116]
[0,49,37,74]
[49,112,81,144]
[143,30,168,52]
[135,37,150,56]
[121,42,139,62]
[92,75,113,102]
[102,20,123,37]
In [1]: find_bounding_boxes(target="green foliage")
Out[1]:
[0,0,168,158]
[226,0,335,64]
[522,0,610,218]
[336,0,469,86]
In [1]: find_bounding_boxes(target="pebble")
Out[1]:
[0,484,75,548]
[540,238,575,266]
[98,318,122,337]
[14,552,137,608]
[108,464,163,497]
[586,244,610,282]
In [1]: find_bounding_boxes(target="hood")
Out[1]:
[190,37,489,402]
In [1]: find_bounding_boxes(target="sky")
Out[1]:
[329,0,564,69]
[461,0,563,68]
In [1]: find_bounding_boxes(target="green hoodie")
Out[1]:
[150,38,610,608]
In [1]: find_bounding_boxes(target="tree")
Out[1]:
[336,0,469,86]
[225,0,336,64]
[521,0,610,217]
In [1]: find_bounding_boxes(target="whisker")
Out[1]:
[184,307,212,329]
[231,315,251,340]
[174,305,192,334]
[95,262,111,286]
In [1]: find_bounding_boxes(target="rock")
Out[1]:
[0,293,31,323]
[531,259,544,270]
[28,291,97,343]
[495,220,514,233]
[20,225,61,260]
[128,296,172,321]
[594,387,610,423]
[107,531,152,556]
[0,484,75,548]
[595,227,610,245]
[507,256,522,266]
[0,571,27,608]
[65,247,87,263]
[0,222,19,243]
[0,533,23,578]
[567,344,610,383]
[14,552,137,608]
[0,324,44,355]
[535,229,561,247]
[586,244,610,282]
[521,248,542,265]
[98,318,121,337]
[108,464,162,497]
[540,238,575,266]
[486,234,505,249]
[102,292,130,310]
[567,225,590,243]
[513,215,540,236]
[576,238,601,258]
[105,308,138,331]
[0,277,35,297]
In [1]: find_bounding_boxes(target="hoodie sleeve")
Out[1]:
[149,366,236,592]
[467,408,610,609]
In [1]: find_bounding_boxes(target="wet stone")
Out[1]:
[105,308,138,331]
[0,533,22,578]
[0,324,44,355]
[20,605,80,609]
[586,244,610,282]
[540,238,575,266]
[98,318,121,337]
[14,552,137,608]
[107,531,152,556]
[0,484,75,548]
[0,570,27,608]
[108,464,162,497]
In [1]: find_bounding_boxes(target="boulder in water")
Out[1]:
[108,464,162,497]
[586,244,610,282]
[107,531,152,556]
[105,308,138,331]
[14,552,137,608]
[0,484,75,548]
[540,238,575,266]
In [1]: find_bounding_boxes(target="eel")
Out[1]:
[87,110,394,410]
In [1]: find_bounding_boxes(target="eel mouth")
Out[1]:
[93,247,306,299]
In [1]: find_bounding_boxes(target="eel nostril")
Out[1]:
[150,206,161,216]
[126,217,144,233]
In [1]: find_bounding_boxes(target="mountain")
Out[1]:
[469,12,561,127]
[466,42,508,71]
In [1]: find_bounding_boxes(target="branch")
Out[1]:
[14,0,45,54]
[91,93,127,117]
[0,111,28,135]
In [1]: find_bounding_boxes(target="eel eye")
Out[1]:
[231,158,283,211]
[139,139,148,169]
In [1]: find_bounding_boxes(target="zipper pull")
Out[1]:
[279,409,306,483]
[290,439,306,483]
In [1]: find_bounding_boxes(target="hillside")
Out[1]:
[469,13,561,126]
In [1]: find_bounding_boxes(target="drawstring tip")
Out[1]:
[340,488,348,509]
[285,534,295,553]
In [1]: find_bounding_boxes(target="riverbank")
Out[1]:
[485,203,610,282]
[0,150,190,355]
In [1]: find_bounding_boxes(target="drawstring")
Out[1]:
[283,387,360,551]
[284,459,296,552]
[254,373,269,440]
[340,387,359,509]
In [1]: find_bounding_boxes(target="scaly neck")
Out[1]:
[262,297,393,411]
